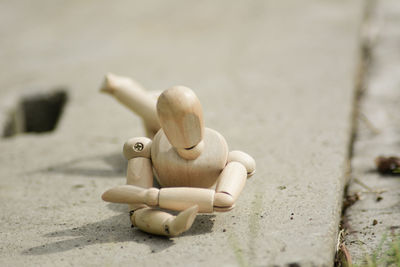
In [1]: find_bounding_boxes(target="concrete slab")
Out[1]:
[343,0,400,264]
[0,1,362,266]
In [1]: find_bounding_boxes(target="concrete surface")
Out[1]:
[343,0,400,264]
[0,1,362,266]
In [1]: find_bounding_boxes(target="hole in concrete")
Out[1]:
[3,89,68,137]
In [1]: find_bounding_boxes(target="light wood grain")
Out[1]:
[151,128,228,188]
[215,161,247,202]
[159,187,214,213]
[123,137,154,211]
[100,73,160,134]
[228,150,256,177]
[100,77,257,236]
[101,185,159,206]
[131,207,172,236]
[156,86,204,149]
[126,157,153,211]
[131,205,198,237]
[126,158,153,189]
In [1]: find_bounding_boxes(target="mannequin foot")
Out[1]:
[167,205,199,236]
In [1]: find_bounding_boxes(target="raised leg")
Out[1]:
[131,205,198,237]
[143,90,163,138]
[100,73,161,137]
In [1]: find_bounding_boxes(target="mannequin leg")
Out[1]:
[131,205,198,237]
[143,90,162,139]
[100,73,161,133]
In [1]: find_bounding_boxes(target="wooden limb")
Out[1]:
[143,90,163,139]
[228,150,256,177]
[126,157,154,211]
[159,187,215,213]
[131,205,198,237]
[214,161,247,211]
[121,137,154,210]
[126,158,153,188]
[143,121,159,139]
[102,144,157,210]
[124,162,247,213]
[139,162,247,213]
[103,184,215,213]
[101,185,159,206]
[100,73,160,134]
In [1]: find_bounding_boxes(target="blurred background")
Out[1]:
[3,1,399,266]
[0,0,358,141]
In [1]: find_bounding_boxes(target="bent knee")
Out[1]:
[214,192,234,210]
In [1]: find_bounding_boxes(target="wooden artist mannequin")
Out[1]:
[100,73,256,236]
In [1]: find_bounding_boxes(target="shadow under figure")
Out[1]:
[22,213,174,255]
[23,204,215,256]
[100,73,256,237]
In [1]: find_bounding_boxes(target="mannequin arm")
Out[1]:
[228,150,256,177]
[103,161,249,213]
[102,137,154,211]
